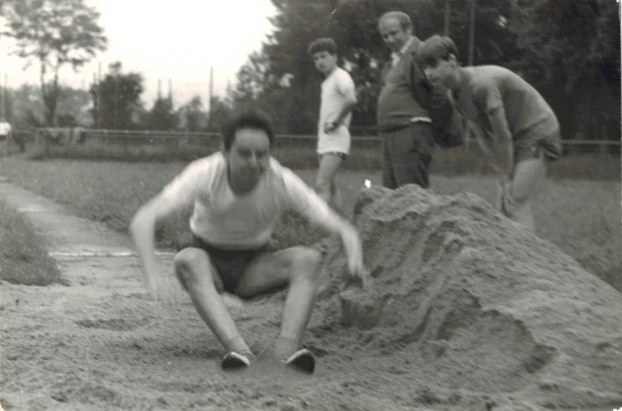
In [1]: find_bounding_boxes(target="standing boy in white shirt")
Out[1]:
[130,109,366,374]
[308,38,357,211]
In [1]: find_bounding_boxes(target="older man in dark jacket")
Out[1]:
[377,11,462,189]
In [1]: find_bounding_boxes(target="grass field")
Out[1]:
[0,157,619,291]
[23,134,622,180]
[0,200,64,286]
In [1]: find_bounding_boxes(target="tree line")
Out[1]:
[2,0,619,141]
[229,0,620,141]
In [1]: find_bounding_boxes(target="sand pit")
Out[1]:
[2,181,621,410]
[311,184,622,410]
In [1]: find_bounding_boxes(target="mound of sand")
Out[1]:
[315,184,622,410]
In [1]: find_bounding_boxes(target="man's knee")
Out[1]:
[173,248,220,291]
[288,247,322,281]
[511,159,545,205]
[511,189,530,207]
[315,176,332,196]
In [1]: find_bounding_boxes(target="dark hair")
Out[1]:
[378,11,413,33]
[418,35,459,68]
[307,37,337,56]
[221,108,275,151]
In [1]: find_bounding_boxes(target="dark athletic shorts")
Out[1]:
[177,233,275,295]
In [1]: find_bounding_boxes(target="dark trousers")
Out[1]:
[381,122,435,189]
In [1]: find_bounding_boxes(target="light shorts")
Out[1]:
[514,129,562,163]
[318,151,348,160]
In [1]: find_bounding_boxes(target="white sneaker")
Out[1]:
[284,348,315,374]
[221,352,251,370]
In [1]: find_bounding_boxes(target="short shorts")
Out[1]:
[319,151,348,160]
[514,129,562,163]
[177,233,275,295]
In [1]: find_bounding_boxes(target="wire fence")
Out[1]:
[3,127,620,179]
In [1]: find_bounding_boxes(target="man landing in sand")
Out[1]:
[130,108,366,374]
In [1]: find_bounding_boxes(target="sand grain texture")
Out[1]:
[315,185,622,410]
[1,180,621,411]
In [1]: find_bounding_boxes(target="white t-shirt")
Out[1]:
[318,67,356,155]
[159,152,338,249]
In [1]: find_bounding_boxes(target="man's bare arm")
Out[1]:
[129,197,171,285]
[487,107,514,179]
[324,95,357,133]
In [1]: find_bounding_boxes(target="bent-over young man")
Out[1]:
[419,35,562,231]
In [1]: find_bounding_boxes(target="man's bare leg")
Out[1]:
[236,246,322,360]
[173,248,253,359]
[316,153,343,206]
[331,180,344,212]
[510,156,546,232]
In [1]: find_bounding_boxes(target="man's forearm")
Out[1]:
[488,109,514,178]
[492,134,514,178]
[315,210,350,236]
[130,211,158,273]
[332,99,357,125]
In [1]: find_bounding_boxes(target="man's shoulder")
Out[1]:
[470,66,516,85]
[178,152,225,184]
[326,67,353,86]
[408,36,423,53]
[193,151,225,170]
[268,157,306,188]
[467,66,503,93]
[267,156,290,180]
[403,36,424,61]
[335,67,353,78]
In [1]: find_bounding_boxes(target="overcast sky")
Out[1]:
[0,0,277,107]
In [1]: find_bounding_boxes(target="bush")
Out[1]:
[0,201,64,286]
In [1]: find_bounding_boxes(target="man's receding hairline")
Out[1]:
[378,11,412,31]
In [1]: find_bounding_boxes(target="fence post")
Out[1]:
[123,130,128,158]
[104,129,108,160]
[64,129,69,157]
[42,129,50,158]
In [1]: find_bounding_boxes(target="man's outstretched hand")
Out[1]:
[340,224,368,288]
[496,178,515,217]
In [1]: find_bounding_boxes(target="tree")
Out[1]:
[233,0,519,133]
[508,0,620,141]
[149,96,177,131]
[56,86,92,126]
[229,52,275,107]
[3,0,108,126]
[230,0,618,141]
[178,96,208,132]
[90,62,144,129]
[3,84,45,129]
[207,97,232,133]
